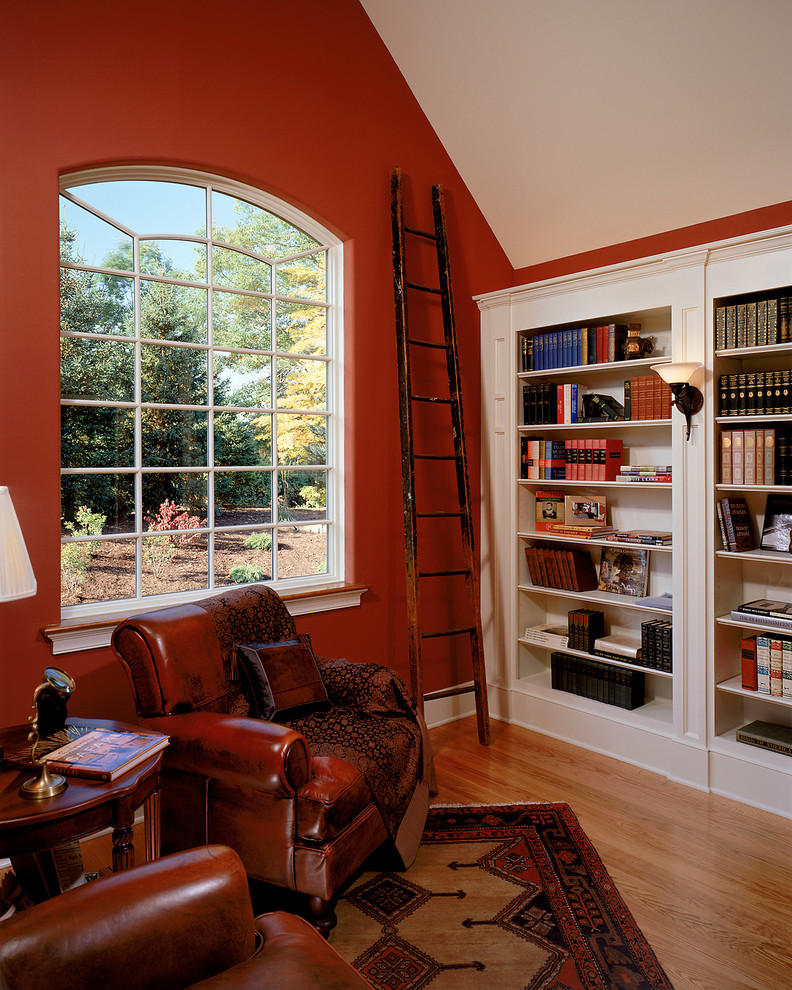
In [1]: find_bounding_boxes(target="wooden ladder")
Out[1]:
[390,166,490,746]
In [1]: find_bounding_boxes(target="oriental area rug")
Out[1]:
[330,803,674,990]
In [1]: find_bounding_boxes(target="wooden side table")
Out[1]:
[0,718,163,900]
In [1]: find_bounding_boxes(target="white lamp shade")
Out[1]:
[650,361,702,385]
[0,486,37,601]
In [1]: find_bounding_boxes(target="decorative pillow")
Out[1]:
[235,634,330,722]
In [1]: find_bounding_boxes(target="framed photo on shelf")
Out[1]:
[597,546,649,597]
[760,492,792,552]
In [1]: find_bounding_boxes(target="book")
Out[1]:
[736,720,792,757]
[592,634,642,662]
[718,497,754,551]
[535,489,566,531]
[736,598,792,619]
[545,523,615,538]
[638,592,673,611]
[593,438,624,481]
[30,727,170,781]
[606,530,672,545]
[614,474,672,483]
[760,492,792,552]
[730,609,792,633]
[741,636,758,690]
[720,431,733,484]
[756,635,771,693]
[522,624,569,649]
[597,546,650,597]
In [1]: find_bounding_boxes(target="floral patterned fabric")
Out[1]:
[194,585,424,843]
[283,657,423,842]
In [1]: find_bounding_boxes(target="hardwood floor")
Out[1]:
[429,716,792,990]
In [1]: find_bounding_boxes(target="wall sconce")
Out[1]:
[0,485,37,601]
[650,362,703,441]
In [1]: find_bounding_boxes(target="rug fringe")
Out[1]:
[429,800,566,809]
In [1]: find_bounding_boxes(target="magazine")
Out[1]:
[597,546,650,597]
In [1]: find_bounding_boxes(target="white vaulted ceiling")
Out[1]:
[359,0,792,270]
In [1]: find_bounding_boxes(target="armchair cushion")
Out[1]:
[235,634,329,722]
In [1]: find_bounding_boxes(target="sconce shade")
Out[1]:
[0,486,37,601]
[650,361,701,385]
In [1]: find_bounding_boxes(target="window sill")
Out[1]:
[42,583,369,655]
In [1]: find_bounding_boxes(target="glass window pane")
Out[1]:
[67,180,206,237]
[276,300,326,354]
[61,338,134,402]
[59,197,133,269]
[142,473,208,525]
[60,270,134,337]
[213,291,271,350]
[215,471,273,526]
[62,537,137,607]
[278,470,327,521]
[276,357,326,410]
[142,409,207,467]
[140,281,208,342]
[214,529,273,588]
[142,532,208,598]
[276,414,327,466]
[61,406,135,468]
[212,192,319,258]
[275,523,327,579]
[61,475,136,535]
[140,240,207,283]
[212,246,271,292]
[141,344,207,405]
[214,412,271,467]
[215,352,272,408]
[276,250,326,301]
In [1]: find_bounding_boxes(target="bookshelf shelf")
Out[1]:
[518,530,673,552]
[519,478,671,489]
[517,354,670,380]
[716,673,792,706]
[518,584,673,614]
[715,548,792,564]
[715,342,792,359]
[518,637,674,678]
[518,419,671,433]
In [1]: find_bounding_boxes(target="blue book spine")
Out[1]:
[573,327,581,366]
[571,383,579,423]
[563,330,572,368]
[536,334,544,371]
[544,440,553,479]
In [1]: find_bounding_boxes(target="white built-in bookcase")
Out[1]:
[478,226,792,820]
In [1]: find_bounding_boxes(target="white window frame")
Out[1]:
[57,166,349,642]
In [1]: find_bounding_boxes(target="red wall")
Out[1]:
[0,0,513,725]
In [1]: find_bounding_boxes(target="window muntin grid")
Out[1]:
[59,168,341,614]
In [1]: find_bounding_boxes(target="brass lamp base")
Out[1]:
[20,762,68,800]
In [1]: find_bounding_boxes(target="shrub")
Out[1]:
[61,505,107,592]
[299,484,326,509]
[244,532,272,552]
[143,499,208,578]
[229,564,266,584]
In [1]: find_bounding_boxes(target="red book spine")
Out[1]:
[741,636,758,690]
[601,438,624,480]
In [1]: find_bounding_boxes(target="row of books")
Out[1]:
[718,370,792,416]
[717,493,792,552]
[720,429,777,486]
[521,438,625,481]
[524,546,597,592]
[568,608,605,652]
[740,634,792,698]
[640,619,673,672]
[521,377,671,425]
[519,323,637,371]
[550,652,645,710]
[715,296,792,350]
[716,497,754,551]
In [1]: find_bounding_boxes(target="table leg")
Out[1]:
[111,825,134,872]
[144,787,161,862]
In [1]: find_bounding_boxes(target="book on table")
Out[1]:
[4,724,169,781]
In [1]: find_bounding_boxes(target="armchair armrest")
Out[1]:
[141,712,311,795]
[0,846,256,990]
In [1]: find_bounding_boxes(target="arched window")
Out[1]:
[59,167,342,619]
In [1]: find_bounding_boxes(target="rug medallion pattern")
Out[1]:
[330,803,673,990]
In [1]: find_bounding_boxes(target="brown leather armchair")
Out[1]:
[0,845,373,990]
[111,585,434,933]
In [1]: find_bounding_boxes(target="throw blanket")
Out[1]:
[283,658,424,847]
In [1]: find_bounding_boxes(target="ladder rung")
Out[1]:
[405,281,442,295]
[419,569,470,578]
[424,682,475,702]
[409,337,446,350]
[421,627,476,640]
[404,225,438,241]
[411,395,452,404]
[417,511,463,518]
[414,454,456,461]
